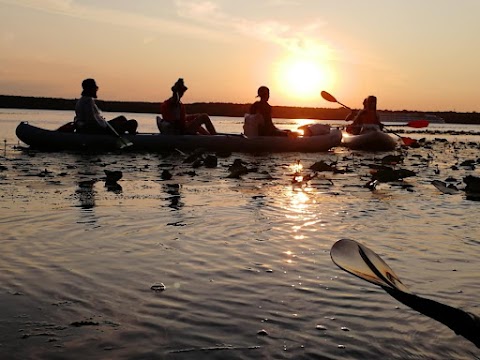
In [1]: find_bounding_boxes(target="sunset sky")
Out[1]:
[1,0,479,112]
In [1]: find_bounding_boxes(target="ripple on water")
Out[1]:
[0,137,479,359]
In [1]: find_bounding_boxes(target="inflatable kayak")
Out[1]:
[341,130,398,151]
[16,122,342,153]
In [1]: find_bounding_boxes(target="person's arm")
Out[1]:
[90,99,108,128]
[160,101,171,121]
[161,98,186,131]
[351,109,366,126]
[345,111,357,121]
[260,102,275,130]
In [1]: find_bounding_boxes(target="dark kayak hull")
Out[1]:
[16,122,342,153]
[341,130,398,151]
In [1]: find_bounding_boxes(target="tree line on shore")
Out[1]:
[1,95,479,124]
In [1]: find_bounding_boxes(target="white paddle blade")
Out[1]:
[330,239,410,293]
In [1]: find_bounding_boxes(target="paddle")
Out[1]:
[320,91,422,146]
[320,91,351,110]
[387,130,417,146]
[330,239,480,348]
[216,132,246,138]
[106,122,133,149]
[393,120,429,128]
[330,238,410,293]
[384,120,429,146]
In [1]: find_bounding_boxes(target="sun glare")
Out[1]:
[276,57,331,102]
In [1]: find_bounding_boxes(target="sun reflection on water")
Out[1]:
[282,160,326,237]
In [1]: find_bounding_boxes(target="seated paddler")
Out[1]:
[74,78,138,135]
[158,78,217,135]
[345,95,384,135]
[245,86,289,137]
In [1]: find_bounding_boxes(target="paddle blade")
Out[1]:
[330,239,410,293]
[407,120,429,128]
[401,137,417,146]
[116,138,133,149]
[321,91,337,103]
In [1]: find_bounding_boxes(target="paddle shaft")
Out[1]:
[384,129,416,146]
[106,121,132,148]
[384,287,480,348]
[336,101,351,111]
[216,132,246,137]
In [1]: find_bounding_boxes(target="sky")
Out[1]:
[1,0,480,112]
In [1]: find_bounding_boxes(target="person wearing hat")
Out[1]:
[248,86,289,137]
[74,78,138,135]
[158,78,217,135]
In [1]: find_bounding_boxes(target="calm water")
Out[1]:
[0,109,479,359]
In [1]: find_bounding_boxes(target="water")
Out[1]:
[0,109,479,359]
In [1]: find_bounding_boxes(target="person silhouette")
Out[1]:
[158,78,217,135]
[248,86,289,137]
[74,78,138,135]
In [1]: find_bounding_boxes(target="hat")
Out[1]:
[171,78,188,93]
[82,78,98,90]
[256,86,269,98]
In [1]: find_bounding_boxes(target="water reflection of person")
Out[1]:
[76,180,96,209]
[163,183,183,210]
[73,153,100,225]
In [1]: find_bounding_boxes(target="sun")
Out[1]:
[275,57,331,102]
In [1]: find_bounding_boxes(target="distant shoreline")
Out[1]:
[1,95,479,124]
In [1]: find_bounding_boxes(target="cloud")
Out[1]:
[0,0,226,41]
[173,0,332,60]
[3,0,333,59]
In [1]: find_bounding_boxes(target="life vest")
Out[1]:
[355,109,379,124]
[160,98,186,127]
[243,113,264,137]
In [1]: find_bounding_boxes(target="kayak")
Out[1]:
[16,122,343,153]
[341,130,398,151]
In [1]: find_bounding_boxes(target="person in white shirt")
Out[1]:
[74,78,138,134]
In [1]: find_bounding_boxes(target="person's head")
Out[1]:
[171,78,188,98]
[366,95,377,110]
[257,86,270,101]
[81,78,98,97]
[362,98,368,109]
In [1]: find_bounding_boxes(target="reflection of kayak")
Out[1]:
[341,130,398,151]
[16,122,343,153]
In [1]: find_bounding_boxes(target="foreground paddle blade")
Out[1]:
[321,91,337,103]
[407,120,429,128]
[330,239,410,293]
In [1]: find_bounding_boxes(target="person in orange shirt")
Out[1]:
[345,95,384,135]
[158,78,217,135]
